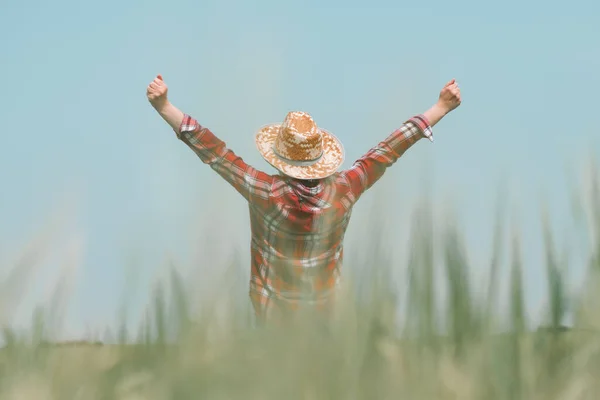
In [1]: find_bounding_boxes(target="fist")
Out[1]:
[146,74,168,109]
[438,79,461,112]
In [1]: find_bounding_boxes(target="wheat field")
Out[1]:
[0,163,599,400]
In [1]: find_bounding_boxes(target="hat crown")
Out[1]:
[273,111,323,162]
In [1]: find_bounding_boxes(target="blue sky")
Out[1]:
[1,0,599,337]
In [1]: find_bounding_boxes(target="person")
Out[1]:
[146,75,461,324]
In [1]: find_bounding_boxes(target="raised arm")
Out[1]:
[340,79,461,202]
[146,75,274,204]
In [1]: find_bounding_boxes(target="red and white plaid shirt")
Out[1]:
[176,114,433,322]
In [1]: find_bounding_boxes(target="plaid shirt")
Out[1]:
[176,114,433,322]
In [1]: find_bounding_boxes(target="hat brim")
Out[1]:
[255,124,345,180]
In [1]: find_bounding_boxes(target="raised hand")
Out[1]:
[438,79,461,113]
[146,74,169,110]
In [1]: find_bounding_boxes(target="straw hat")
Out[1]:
[255,111,345,180]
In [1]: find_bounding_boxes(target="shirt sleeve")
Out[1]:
[176,114,274,204]
[339,114,433,203]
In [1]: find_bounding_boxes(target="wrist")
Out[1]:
[152,99,171,115]
[433,101,451,116]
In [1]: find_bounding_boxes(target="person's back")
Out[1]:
[145,74,462,323]
[247,174,353,318]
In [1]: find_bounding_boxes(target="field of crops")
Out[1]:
[1,164,599,400]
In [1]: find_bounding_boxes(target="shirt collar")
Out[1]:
[286,177,326,197]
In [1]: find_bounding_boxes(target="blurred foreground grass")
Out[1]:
[1,165,600,399]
